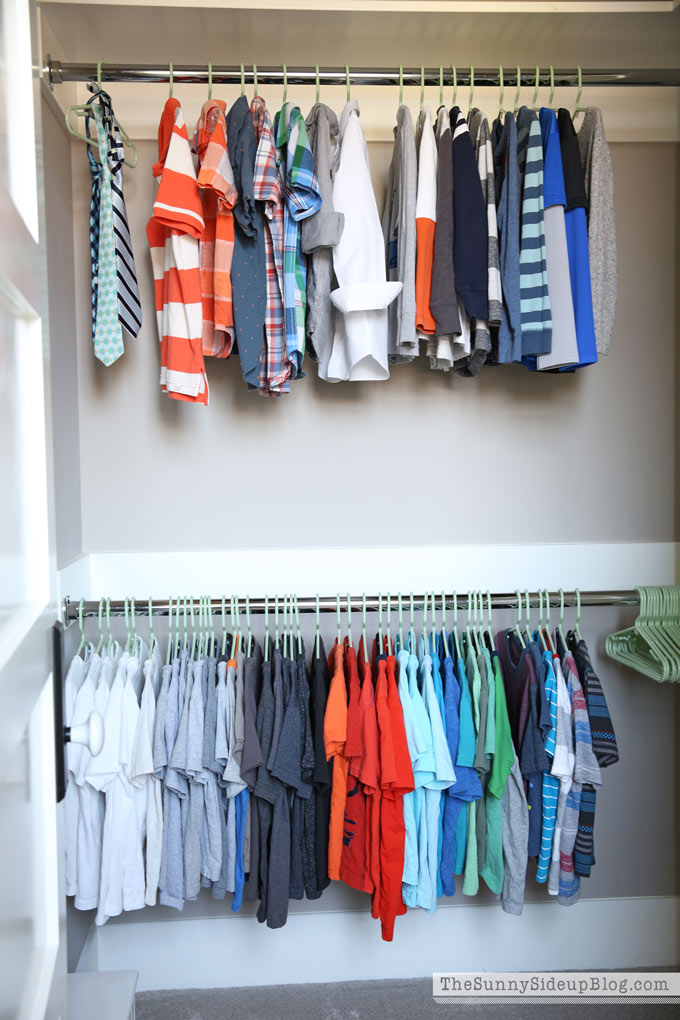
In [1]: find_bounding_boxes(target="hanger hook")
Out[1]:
[253,63,258,96]
[168,61,173,99]
[498,65,504,115]
[282,62,287,104]
[513,64,521,114]
[420,64,425,110]
[468,64,474,113]
[398,64,403,106]
[532,64,540,110]
[548,65,555,109]
[77,597,86,654]
[439,65,443,107]
[148,596,155,647]
[315,63,320,104]
[575,587,582,634]
[452,64,457,107]
[574,64,583,116]
[97,60,103,92]
[208,61,213,100]
[345,64,351,103]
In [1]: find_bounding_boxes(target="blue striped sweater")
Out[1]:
[516,107,552,358]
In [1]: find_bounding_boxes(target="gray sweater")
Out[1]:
[578,107,617,355]
[382,104,418,363]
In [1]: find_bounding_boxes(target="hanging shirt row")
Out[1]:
[85,84,617,403]
[64,610,618,941]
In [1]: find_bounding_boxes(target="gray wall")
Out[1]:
[68,142,678,554]
[42,91,82,568]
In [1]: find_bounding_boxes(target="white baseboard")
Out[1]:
[94,895,679,991]
[58,542,678,602]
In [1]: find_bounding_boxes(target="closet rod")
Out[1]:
[44,60,680,89]
[62,589,640,624]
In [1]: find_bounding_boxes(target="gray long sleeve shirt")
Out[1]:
[382,104,418,363]
[578,107,617,355]
[302,104,344,372]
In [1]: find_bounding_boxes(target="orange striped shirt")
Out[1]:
[194,100,238,358]
[147,98,209,404]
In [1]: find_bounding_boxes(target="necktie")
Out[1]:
[92,103,124,365]
[100,92,143,339]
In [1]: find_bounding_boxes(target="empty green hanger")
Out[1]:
[65,59,138,168]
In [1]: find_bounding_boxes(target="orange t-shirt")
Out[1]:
[340,642,371,893]
[324,641,348,881]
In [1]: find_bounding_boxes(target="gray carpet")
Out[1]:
[136,976,679,1020]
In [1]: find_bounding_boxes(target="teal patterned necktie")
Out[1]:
[93,104,124,365]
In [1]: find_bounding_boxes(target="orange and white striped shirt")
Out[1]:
[146,98,208,404]
[194,100,237,358]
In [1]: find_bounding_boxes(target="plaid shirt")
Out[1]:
[193,100,237,358]
[273,103,322,378]
[251,96,289,395]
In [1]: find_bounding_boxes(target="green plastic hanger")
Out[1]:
[386,592,392,652]
[409,592,415,654]
[484,590,494,654]
[556,588,567,653]
[166,596,174,666]
[439,66,444,109]
[231,594,239,659]
[420,65,425,111]
[574,588,582,641]
[548,65,556,110]
[76,597,87,657]
[441,592,450,660]
[207,61,213,101]
[315,593,320,658]
[282,63,288,105]
[336,594,342,649]
[315,64,320,104]
[513,65,522,115]
[536,590,547,651]
[398,592,404,649]
[168,61,174,99]
[95,597,106,654]
[531,65,541,111]
[422,592,429,654]
[240,61,246,97]
[347,593,353,649]
[498,66,505,118]
[148,597,156,658]
[294,595,303,655]
[451,64,458,108]
[264,595,270,661]
[524,590,533,646]
[346,64,351,103]
[573,65,585,119]
[274,596,280,652]
[378,592,384,652]
[123,597,132,652]
[190,597,198,659]
[452,591,461,660]
[467,65,475,116]
[253,64,259,97]
[221,596,227,655]
[65,60,138,169]
[105,597,114,656]
[245,595,253,656]
[398,65,404,108]
[543,589,555,653]
[281,595,288,660]
[362,593,368,661]
[514,589,526,648]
